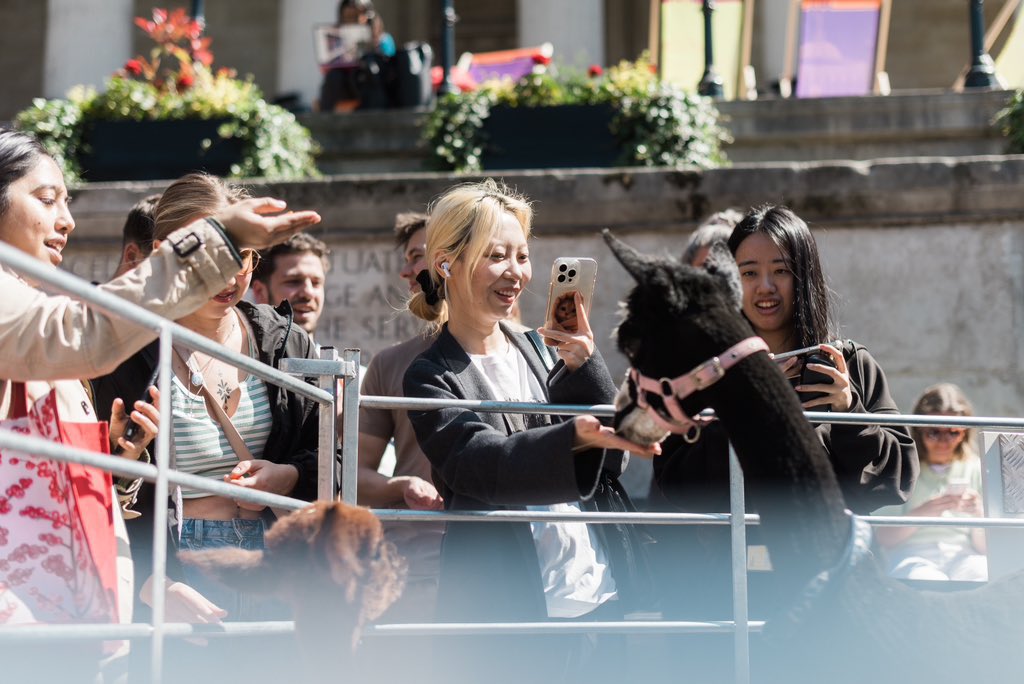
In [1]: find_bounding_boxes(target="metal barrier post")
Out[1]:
[319,346,340,502]
[149,326,175,684]
[728,443,750,684]
[339,349,361,505]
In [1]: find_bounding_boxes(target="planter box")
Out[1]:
[481,104,620,170]
[77,119,245,182]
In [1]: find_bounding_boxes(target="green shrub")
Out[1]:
[422,55,731,172]
[996,89,1024,154]
[15,8,318,182]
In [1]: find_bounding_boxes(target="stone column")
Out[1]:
[278,0,334,110]
[517,0,605,69]
[44,0,133,97]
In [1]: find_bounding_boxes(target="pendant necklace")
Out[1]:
[178,312,238,389]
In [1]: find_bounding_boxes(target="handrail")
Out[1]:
[0,428,309,512]
[0,240,334,403]
[362,394,1024,432]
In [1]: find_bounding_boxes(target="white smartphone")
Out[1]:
[946,479,969,496]
[543,257,598,346]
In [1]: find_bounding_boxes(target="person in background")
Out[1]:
[681,208,743,268]
[251,233,330,338]
[319,0,397,112]
[350,211,441,679]
[876,383,987,581]
[110,193,161,279]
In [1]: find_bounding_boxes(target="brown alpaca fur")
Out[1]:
[179,501,406,677]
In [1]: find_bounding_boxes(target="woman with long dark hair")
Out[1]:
[656,204,917,514]
[649,207,917,661]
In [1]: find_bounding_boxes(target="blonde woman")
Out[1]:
[93,173,321,627]
[402,179,658,684]
[876,383,987,581]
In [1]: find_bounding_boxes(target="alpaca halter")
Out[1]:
[628,336,770,440]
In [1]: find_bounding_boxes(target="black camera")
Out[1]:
[798,352,836,409]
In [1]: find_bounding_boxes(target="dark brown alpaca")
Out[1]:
[605,231,1024,684]
[180,501,406,678]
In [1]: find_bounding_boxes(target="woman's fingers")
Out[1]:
[573,291,593,337]
[573,416,661,456]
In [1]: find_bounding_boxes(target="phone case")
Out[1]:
[798,352,837,409]
[543,257,597,346]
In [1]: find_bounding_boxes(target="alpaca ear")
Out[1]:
[603,229,652,283]
[178,548,278,594]
[702,242,743,311]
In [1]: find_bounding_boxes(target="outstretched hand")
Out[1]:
[214,197,322,250]
[572,415,661,458]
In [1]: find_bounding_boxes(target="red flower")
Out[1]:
[177,73,195,89]
[588,64,603,77]
[532,53,552,66]
[124,59,143,76]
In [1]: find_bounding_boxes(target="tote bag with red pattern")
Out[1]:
[0,384,119,626]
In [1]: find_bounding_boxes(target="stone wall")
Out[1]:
[60,158,1024,493]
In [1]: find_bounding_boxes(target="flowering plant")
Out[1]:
[16,8,318,182]
[422,54,731,172]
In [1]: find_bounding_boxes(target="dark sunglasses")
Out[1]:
[922,427,966,441]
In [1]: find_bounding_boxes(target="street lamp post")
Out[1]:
[191,0,205,31]
[964,0,999,88]
[698,0,724,97]
[438,0,459,96]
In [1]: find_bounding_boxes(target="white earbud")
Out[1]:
[440,262,452,278]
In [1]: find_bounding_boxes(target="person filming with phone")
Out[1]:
[651,206,918,641]
[875,383,986,582]
[402,179,658,684]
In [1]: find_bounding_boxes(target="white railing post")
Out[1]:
[318,346,340,502]
[728,443,751,684]
[149,325,175,684]
[339,349,361,505]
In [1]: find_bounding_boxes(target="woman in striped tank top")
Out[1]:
[92,174,322,637]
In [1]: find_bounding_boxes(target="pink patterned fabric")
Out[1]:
[0,387,118,626]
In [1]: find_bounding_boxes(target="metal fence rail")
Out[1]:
[0,241,347,684]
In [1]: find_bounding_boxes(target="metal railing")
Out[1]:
[0,240,349,683]
[5,238,1024,684]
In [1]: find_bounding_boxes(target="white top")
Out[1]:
[469,340,618,618]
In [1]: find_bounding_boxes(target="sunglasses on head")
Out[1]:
[922,427,965,441]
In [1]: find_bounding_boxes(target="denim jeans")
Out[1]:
[177,517,289,621]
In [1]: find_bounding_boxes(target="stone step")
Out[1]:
[299,88,1017,174]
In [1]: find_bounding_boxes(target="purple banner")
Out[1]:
[795,6,880,98]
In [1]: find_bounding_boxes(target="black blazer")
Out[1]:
[403,322,633,621]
